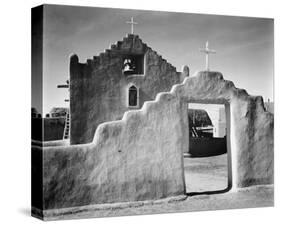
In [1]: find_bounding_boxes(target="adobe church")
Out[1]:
[69,33,188,144]
[32,16,273,220]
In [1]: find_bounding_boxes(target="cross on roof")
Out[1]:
[126,17,138,34]
[199,41,216,71]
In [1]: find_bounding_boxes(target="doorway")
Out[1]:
[183,103,231,194]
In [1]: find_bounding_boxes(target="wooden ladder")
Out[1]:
[188,114,199,137]
[63,109,70,139]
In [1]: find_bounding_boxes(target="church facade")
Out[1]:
[69,34,188,144]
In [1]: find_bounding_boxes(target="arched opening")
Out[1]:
[122,54,144,75]
[128,85,138,107]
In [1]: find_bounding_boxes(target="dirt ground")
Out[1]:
[45,153,273,221]
[184,154,228,193]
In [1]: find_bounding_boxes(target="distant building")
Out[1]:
[188,109,213,138]
[213,107,226,138]
[49,107,68,118]
[189,104,226,138]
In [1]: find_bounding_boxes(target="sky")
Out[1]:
[38,4,274,115]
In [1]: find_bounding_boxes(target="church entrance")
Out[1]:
[183,103,231,194]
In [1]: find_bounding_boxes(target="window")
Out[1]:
[128,85,138,107]
[122,54,144,75]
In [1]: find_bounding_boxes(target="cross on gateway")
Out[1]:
[126,17,138,34]
[199,41,216,71]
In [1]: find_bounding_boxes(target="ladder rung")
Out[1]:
[63,112,70,140]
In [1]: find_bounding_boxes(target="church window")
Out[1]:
[128,85,138,107]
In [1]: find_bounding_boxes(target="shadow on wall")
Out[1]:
[187,185,231,196]
[185,137,226,157]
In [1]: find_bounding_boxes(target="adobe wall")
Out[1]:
[41,92,187,210]
[43,118,65,141]
[70,34,185,144]
[39,71,273,211]
[173,71,273,188]
[32,118,65,141]
[187,137,227,157]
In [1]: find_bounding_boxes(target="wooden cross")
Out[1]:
[199,41,216,71]
[126,17,138,34]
